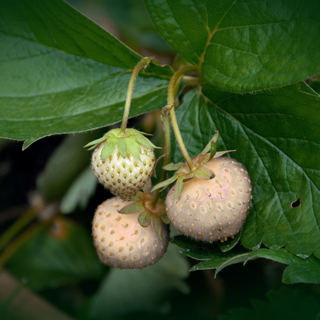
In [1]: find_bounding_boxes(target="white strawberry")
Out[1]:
[86,128,157,201]
[92,196,169,269]
[165,156,252,243]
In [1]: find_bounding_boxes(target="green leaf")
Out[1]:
[145,0,320,92]
[138,211,151,227]
[219,289,320,320]
[248,249,320,284]
[171,235,246,261]
[172,84,320,258]
[60,167,98,214]
[6,219,105,291]
[282,255,320,284]
[37,132,100,201]
[145,0,208,66]
[0,0,171,148]
[188,245,320,284]
[88,244,190,319]
[214,253,252,276]
[218,232,241,253]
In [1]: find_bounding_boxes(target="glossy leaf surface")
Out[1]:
[145,0,320,92]
[171,84,320,259]
[0,0,171,148]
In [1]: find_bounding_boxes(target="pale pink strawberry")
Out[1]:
[165,157,252,243]
[92,197,169,269]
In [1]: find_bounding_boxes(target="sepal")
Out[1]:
[138,211,151,227]
[153,216,163,240]
[174,176,185,200]
[84,135,108,149]
[101,137,118,160]
[201,130,219,155]
[214,150,236,158]
[118,192,167,240]
[162,162,184,171]
[135,132,160,150]
[85,127,159,161]
[117,138,127,158]
[193,165,215,180]
[118,201,145,214]
[126,137,141,160]
[161,214,171,224]
[151,175,178,192]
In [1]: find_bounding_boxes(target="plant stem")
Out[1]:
[0,222,46,270]
[120,57,153,133]
[0,208,38,252]
[168,65,198,171]
[182,76,199,86]
[151,114,171,207]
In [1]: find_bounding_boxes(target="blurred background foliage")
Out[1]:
[1,0,320,319]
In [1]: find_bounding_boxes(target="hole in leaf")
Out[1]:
[290,197,301,208]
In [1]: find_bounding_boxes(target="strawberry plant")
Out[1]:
[1,0,320,319]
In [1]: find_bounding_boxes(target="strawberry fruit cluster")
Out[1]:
[87,58,253,270]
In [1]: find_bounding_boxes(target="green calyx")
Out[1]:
[152,131,236,199]
[152,157,215,199]
[84,128,159,160]
[118,192,169,240]
[200,130,219,159]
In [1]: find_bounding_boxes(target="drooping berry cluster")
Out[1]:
[87,59,253,271]
[87,58,170,270]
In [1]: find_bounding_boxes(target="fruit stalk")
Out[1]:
[167,65,197,171]
[120,57,153,133]
[151,114,171,207]
[182,75,198,86]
